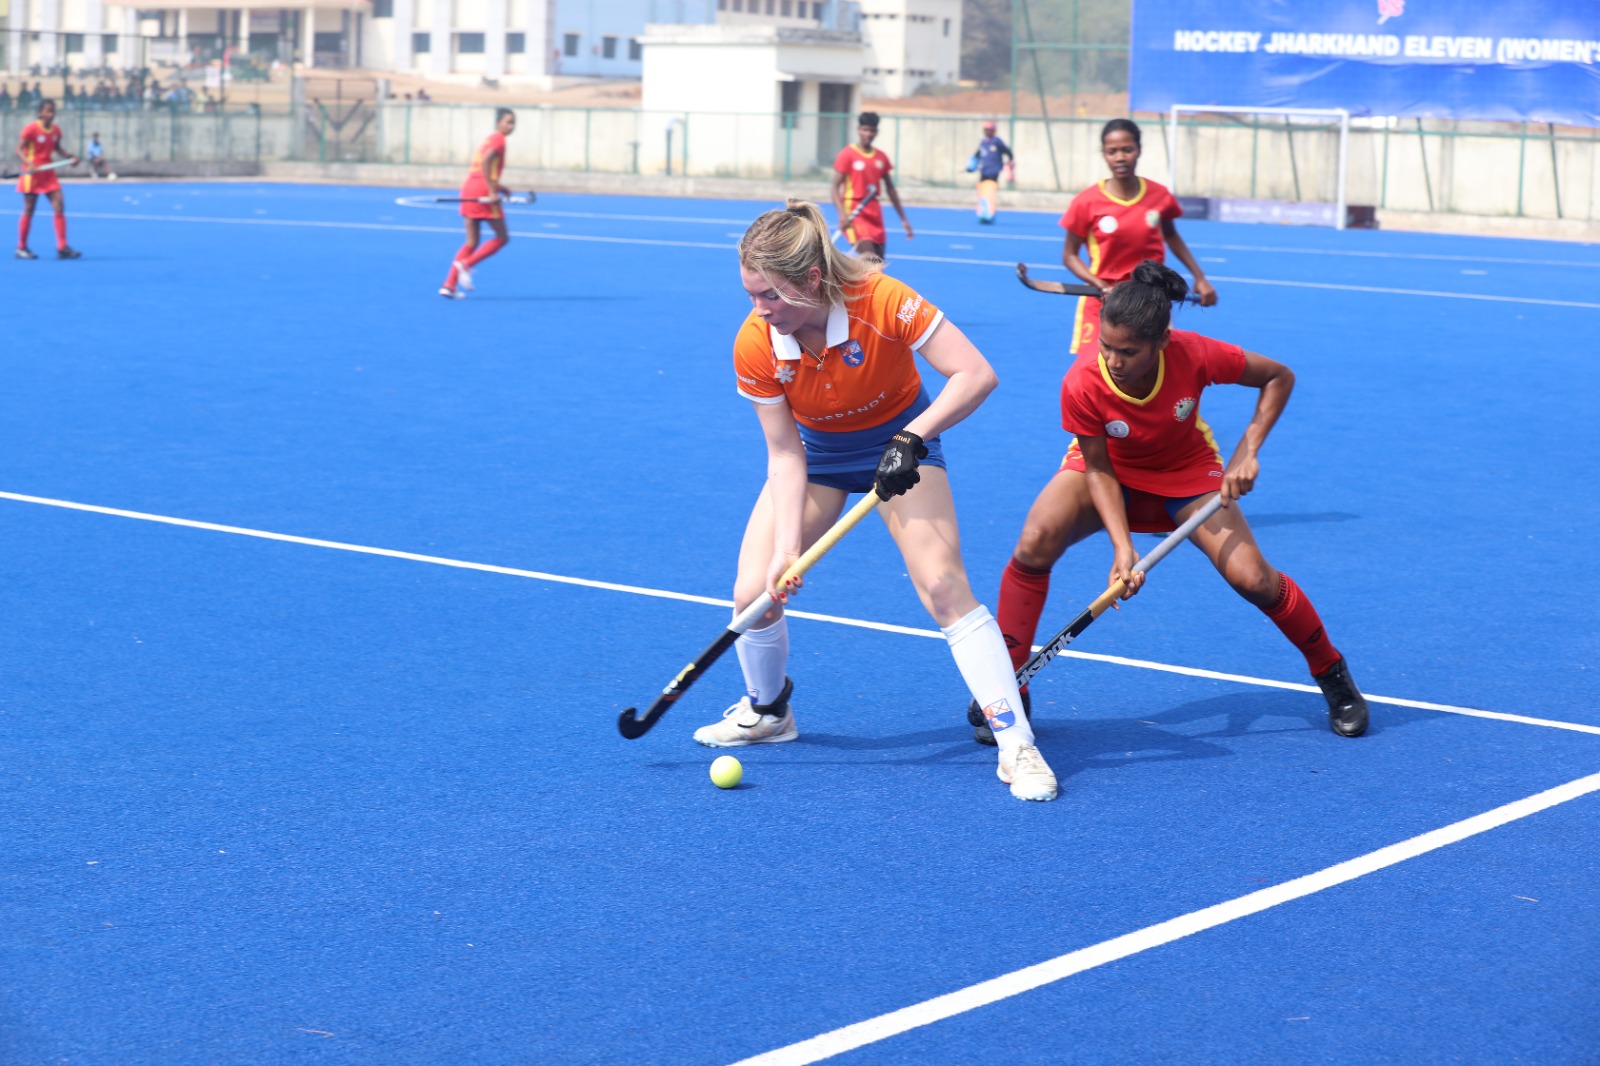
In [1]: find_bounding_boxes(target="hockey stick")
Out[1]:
[617,491,883,739]
[1016,493,1225,689]
[831,185,879,245]
[429,191,537,204]
[2,158,76,181]
[1016,262,1202,304]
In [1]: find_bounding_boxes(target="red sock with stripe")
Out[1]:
[996,558,1052,674]
[444,240,476,288]
[464,237,505,268]
[1261,572,1342,676]
[53,212,67,250]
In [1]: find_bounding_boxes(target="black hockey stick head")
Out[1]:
[617,704,661,739]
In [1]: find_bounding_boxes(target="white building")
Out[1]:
[3,0,951,92]
[857,0,959,97]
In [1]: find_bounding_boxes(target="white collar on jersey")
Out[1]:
[770,301,849,360]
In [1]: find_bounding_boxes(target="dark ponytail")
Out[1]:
[1102,260,1188,342]
[1100,117,1141,146]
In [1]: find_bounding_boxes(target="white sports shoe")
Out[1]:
[438,286,464,300]
[454,261,474,291]
[997,743,1059,802]
[693,696,798,747]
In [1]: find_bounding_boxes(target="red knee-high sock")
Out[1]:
[1262,572,1341,676]
[18,213,32,249]
[444,239,477,287]
[53,211,67,250]
[996,558,1052,675]
[464,236,505,268]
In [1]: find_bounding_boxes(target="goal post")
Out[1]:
[1166,105,1352,230]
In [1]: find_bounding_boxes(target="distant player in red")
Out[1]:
[1060,118,1212,357]
[440,108,515,299]
[973,260,1368,746]
[14,99,81,260]
[830,111,912,260]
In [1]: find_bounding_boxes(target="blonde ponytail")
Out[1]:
[738,198,876,309]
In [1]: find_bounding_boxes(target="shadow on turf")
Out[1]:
[1245,511,1361,528]
[756,689,1389,774]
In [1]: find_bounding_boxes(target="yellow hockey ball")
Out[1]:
[709,755,743,789]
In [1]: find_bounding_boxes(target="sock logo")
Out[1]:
[982,699,1017,732]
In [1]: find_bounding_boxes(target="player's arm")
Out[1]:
[1078,434,1144,598]
[16,130,31,170]
[54,140,79,166]
[1161,219,1215,306]
[882,173,913,239]
[830,169,849,224]
[896,319,995,442]
[483,146,507,196]
[1062,232,1108,292]
[1220,351,1293,507]
[753,398,811,600]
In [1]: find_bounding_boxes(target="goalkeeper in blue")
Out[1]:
[967,120,1014,224]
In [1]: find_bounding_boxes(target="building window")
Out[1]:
[781,0,791,14]
[64,33,85,53]
[795,1,804,15]
[102,34,118,53]
[718,0,727,7]
[456,32,485,53]
[943,18,951,35]
[563,32,579,56]
[602,35,617,58]
[765,0,774,12]
[628,37,642,60]
[507,32,526,53]
[412,32,430,53]
[732,0,742,10]
[372,0,392,16]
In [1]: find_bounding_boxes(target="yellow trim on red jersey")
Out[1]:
[1097,348,1166,405]
[1098,176,1148,207]
[1194,415,1225,463]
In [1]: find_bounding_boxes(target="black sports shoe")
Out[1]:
[57,247,82,260]
[968,688,1032,746]
[14,247,37,260]
[1314,657,1369,737]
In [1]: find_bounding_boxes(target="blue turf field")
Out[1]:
[3,182,1598,1065]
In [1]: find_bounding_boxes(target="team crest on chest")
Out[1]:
[1145,208,1161,227]
[840,339,865,366]
[1173,397,1196,421]
[775,364,795,384]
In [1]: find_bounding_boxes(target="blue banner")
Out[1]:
[1130,0,1600,126]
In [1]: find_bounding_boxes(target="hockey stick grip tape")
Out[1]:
[728,491,883,636]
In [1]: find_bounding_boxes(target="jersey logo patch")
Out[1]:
[1098,215,1119,234]
[840,339,865,366]
[1173,397,1196,421]
[896,295,923,325]
[1145,209,1161,227]
[1105,420,1131,438]
[853,160,866,171]
[775,365,795,384]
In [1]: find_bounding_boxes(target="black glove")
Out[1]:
[874,430,928,500]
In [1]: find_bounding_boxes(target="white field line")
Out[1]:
[728,768,1600,1066]
[1,489,1595,738]
[396,197,1600,266]
[72,210,1600,309]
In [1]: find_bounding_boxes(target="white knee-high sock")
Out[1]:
[943,604,1035,752]
[734,614,789,706]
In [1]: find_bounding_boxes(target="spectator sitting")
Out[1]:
[416,86,431,101]
[0,85,11,111]
[86,134,114,179]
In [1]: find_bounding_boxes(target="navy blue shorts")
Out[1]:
[798,389,947,494]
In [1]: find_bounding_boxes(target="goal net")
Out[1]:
[1164,105,1352,229]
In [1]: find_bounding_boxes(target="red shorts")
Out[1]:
[1070,295,1101,356]
[844,210,886,248]
[18,171,60,197]
[459,176,502,220]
